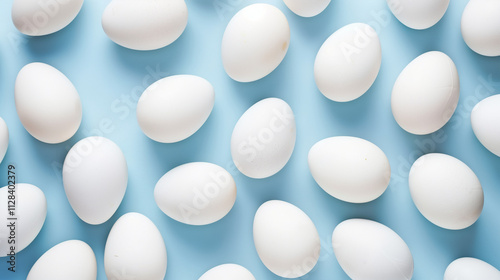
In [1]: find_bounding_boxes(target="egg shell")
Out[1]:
[391,51,459,135]
[332,219,414,280]
[12,0,83,36]
[154,162,236,225]
[0,117,8,164]
[253,200,320,278]
[461,0,500,57]
[314,23,381,102]
[102,0,188,51]
[231,98,296,179]
[308,136,391,203]
[27,240,97,280]
[409,153,483,230]
[282,0,330,17]
[63,136,127,225]
[386,0,449,30]
[0,183,46,257]
[471,94,500,157]
[198,264,256,280]
[15,62,82,144]
[222,4,290,82]
[137,75,215,143]
[105,213,167,280]
[444,257,500,280]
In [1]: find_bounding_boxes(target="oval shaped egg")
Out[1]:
[154,162,236,225]
[461,0,500,57]
[314,23,381,102]
[102,0,188,51]
[199,264,256,280]
[15,62,82,144]
[471,94,500,156]
[308,136,391,203]
[12,0,83,36]
[332,219,414,280]
[0,117,8,164]
[0,183,46,256]
[231,98,296,179]
[222,4,290,82]
[253,200,320,278]
[283,0,330,17]
[386,0,449,30]
[409,153,483,230]
[105,213,167,280]
[137,75,215,143]
[27,240,97,280]
[63,136,128,225]
[444,257,500,280]
[391,51,459,135]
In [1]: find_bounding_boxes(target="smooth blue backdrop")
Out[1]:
[1,0,499,279]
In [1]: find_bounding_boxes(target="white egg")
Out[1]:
[27,240,97,280]
[386,0,449,30]
[231,98,296,179]
[332,219,414,280]
[444,257,500,280]
[314,23,381,102]
[409,153,483,230]
[15,62,82,144]
[154,162,236,226]
[12,0,83,36]
[137,75,215,143]
[253,200,320,278]
[63,136,128,225]
[282,0,330,17]
[105,213,167,280]
[461,0,500,57]
[222,4,290,82]
[198,264,256,280]
[391,51,459,135]
[0,117,8,164]
[308,136,391,203]
[472,95,500,157]
[0,184,46,257]
[102,0,187,51]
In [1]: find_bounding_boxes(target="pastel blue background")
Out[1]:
[1,0,500,279]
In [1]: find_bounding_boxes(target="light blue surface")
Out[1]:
[1,0,500,279]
